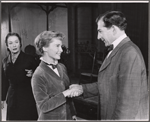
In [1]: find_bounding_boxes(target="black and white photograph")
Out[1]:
[1,0,149,121]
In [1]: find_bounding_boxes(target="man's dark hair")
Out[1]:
[96,11,127,30]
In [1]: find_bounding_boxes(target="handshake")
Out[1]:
[63,84,83,98]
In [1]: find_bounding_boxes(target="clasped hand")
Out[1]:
[63,84,83,98]
[25,69,33,77]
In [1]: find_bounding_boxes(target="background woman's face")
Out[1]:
[7,35,21,54]
[43,38,63,61]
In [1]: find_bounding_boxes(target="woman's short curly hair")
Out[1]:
[34,30,65,55]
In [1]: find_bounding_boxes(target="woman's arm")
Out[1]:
[31,74,67,113]
[1,64,9,101]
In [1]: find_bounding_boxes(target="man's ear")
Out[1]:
[112,25,117,35]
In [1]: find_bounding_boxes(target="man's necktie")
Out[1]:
[103,44,114,59]
[106,44,114,52]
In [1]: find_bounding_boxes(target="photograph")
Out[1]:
[1,1,149,121]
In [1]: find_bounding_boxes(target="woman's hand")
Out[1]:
[72,115,77,120]
[25,69,33,77]
[69,84,83,97]
[62,86,83,98]
[1,101,4,109]
[62,89,72,97]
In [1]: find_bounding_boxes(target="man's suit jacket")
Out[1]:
[82,37,149,120]
[31,61,76,120]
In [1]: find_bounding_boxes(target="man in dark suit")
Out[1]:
[69,11,149,120]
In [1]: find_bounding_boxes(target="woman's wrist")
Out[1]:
[62,90,68,97]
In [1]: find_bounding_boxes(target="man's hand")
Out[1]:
[62,84,83,97]
[69,84,83,97]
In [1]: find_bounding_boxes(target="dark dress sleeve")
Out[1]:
[1,63,9,101]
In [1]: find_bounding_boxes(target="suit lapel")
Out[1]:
[99,37,131,72]
[57,64,70,89]
[40,61,67,87]
[57,64,63,79]
[40,61,61,80]
[40,61,67,90]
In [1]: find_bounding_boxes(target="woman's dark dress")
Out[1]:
[2,51,38,120]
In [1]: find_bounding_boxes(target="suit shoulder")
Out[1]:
[119,42,144,64]
[58,63,67,72]
[121,41,140,55]
[58,63,66,68]
[33,65,43,77]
